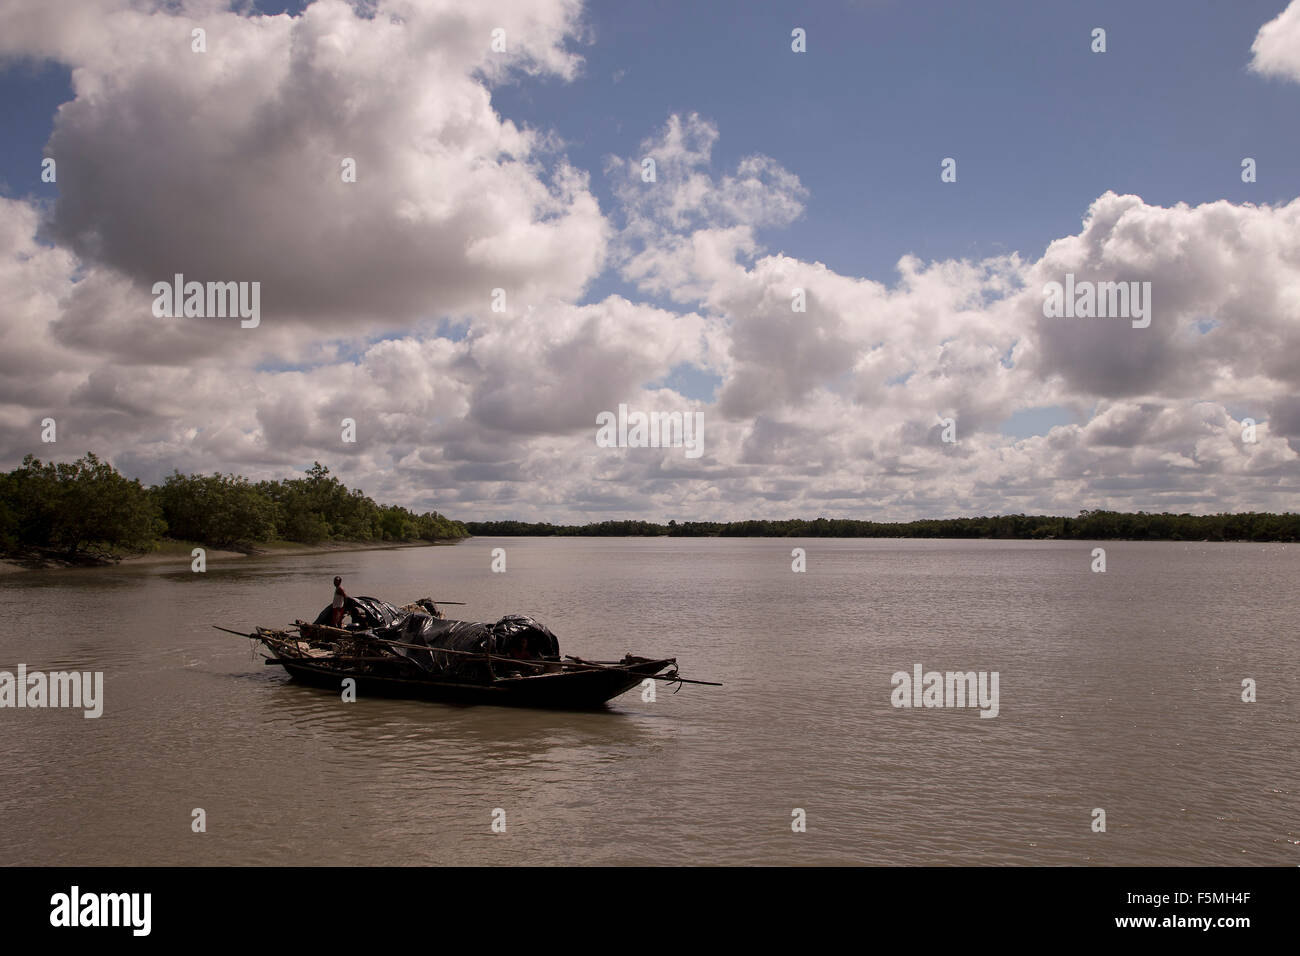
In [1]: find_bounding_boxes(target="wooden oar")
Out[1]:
[264,656,402,665]
[564,655,723,686]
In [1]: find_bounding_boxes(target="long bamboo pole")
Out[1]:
[215,624,720,685]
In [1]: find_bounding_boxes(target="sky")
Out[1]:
[0,0,1298,522]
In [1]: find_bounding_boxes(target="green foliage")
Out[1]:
[7,453,161,557]
[255,462,467,544]
[464,511,1300,542]
[4,452,1296,557]
[0,454,469,556]
[153,472,278,548]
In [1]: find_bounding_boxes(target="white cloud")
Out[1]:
[1249,0,1300,82]
[1,0,604,343]
[609,112,808,302]
[1,7,1297,521]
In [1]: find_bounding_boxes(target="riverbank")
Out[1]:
[0,537,463,574]
[465,511,1300,542]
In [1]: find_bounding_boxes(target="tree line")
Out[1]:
[0,453,468,558]
[465,511,1300,542]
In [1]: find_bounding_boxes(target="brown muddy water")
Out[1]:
[0,537,1295,865]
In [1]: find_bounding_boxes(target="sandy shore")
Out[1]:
[0,538,463,574]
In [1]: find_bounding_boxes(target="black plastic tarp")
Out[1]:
[311,595,402,628]
[308,598,561,678]
[393,613,561,677]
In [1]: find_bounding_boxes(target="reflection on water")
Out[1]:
[0,538,1296,865]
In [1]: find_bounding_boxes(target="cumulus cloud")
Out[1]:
[609,112,808,302]
[1028,192,1300,400]
[0,3,1297,521]
[1249,0,1300,82]
[2,0,603,345]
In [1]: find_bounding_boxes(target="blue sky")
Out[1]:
[494,0,1300,286]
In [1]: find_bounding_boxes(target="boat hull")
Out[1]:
[271,655,673,709]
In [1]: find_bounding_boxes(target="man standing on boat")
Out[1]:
[331,577,348,628]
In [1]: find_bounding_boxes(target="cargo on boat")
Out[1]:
[218,595,715,709]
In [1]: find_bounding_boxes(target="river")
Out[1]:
[1,537,1295,865]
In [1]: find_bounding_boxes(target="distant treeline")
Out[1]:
[466,512,1300,542]
[0,453,468,558]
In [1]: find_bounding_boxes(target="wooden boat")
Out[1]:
[219,596,714,709]
[263,640,678,708]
